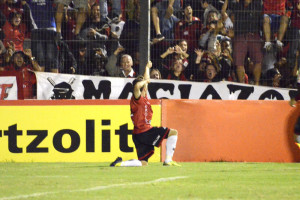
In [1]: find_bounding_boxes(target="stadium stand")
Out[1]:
[0,0,300,99]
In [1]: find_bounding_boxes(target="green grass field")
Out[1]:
[0,162,299,200]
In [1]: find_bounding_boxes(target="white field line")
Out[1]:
[0,176,188,200]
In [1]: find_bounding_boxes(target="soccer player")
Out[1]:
[110,61,180,167]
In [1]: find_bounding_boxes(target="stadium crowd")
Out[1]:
[0,0,299,99]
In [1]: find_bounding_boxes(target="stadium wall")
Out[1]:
[0,100,162,162]
[0,100,300,162]
[161,100,300,163]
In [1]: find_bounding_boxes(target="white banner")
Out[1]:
[36,72,296,100]
[0,76,18,100]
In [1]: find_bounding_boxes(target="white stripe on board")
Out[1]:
[0,176,187,200]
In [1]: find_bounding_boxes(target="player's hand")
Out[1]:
[146,61,152,69]
[290,98,297,107]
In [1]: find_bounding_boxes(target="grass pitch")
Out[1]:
[0,162,299,200]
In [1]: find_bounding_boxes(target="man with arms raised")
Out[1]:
[110,61,180,167]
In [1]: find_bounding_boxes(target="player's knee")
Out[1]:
[141,160,148,166]
[168,129,178,137]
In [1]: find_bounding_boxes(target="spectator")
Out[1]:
[231,0,263,85]
[92,48,108,76]
[199,10,224,53]
[151,0,181,43]
[74,41,89,75]
[55,0,88,39]
[1,11,30,52]
[29,0,61,73]
[219,38,235,81]
[263,0,289,51]
[166,58,187,80]
[287,0,300,80]
[105,47,136,77]
[0,50,42,99]
[201,0,220,27]
[204,63,220,82]
[150,68,162,79]
[174,3,202,53]
[79,3,111,58]
[263,68,282,87]
[57,39,77,74]
[27,0,55,30]
[151,0,181,41]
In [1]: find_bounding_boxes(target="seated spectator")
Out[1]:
[150,68,162,79]
[105,47,136,77]
[55,0,88,39]
[166,58,187,81]
[0,50,42,99]
[231,0,263,85]
[174,3,202,53]
[263,0,289,51]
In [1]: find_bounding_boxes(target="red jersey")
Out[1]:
[264,0,287,16]
[3,21,28,51]
[3,64,36,99]
[130,95,153,134]
[175,17,202,51]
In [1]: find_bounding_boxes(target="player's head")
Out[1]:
[132,75,145,92]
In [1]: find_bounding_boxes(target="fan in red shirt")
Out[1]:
[1,11,29,51]
[0,50,42,99]
[110,61,180,167]
[263,0,289,51]
[175,3,202,52]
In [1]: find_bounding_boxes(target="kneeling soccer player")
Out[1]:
[110,61,180,167]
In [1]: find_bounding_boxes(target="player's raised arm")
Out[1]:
[144,60,152,80]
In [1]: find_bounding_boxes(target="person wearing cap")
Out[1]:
[0,50,42,99]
